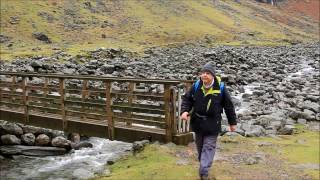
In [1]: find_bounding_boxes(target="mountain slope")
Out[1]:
[0,0,319,60]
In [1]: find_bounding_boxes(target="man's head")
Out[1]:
[200,62,215,85]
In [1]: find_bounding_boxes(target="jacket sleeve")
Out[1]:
[221,85,237,125]
[180,85,195,115]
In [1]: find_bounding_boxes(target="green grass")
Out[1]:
[0,0,318,61]
[98,144,198,180]
[95,125,319,180]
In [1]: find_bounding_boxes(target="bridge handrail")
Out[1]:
[0,72,193,84]
[0,72,194,143]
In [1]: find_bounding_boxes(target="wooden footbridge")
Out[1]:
[0,72,193,145]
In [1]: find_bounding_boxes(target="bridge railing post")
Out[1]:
[126,82,134,127]
[164,84,172,143]
[81,80,88,120]
[44,78,49,97]
[105,81,114,140]
[22,77,29,124]
[170,86,177,136]
[59,78,67,131]
[11,75,16,104]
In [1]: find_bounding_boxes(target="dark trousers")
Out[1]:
[195,133,218,177]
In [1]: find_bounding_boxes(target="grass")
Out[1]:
[1,0,319,61]
[97,144,199,180]
[94,125,319,180]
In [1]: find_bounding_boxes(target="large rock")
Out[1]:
[32,32,52,43]
[69,133,80,143]
[1,134,21,145]
[0,123,23,135]
[51,136,71,148]
[0,145,67,156]
[278,125,295,135]
[132,140,150,153]
[21,133,36,145]
[22,125,41,134]
[301,101,319,113]
[71,142,93,150]
[244,125,266,137]
[22,125,64,138]
[35,134,50,146]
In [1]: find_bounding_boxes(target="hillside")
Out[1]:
[0,0,319,60]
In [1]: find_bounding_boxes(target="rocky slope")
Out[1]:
[1,43,319,137]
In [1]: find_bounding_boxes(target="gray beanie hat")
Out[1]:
[200,62,215,75]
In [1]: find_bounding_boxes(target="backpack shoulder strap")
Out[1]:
[192,79,200,95]
[220,82,224,96]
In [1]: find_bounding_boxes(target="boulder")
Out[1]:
[32,32,52,43]
[244,125,266,137]
[51,136,71,148]
[35,134,50,146]
[297,118,307,124]
[71,142,93,150]
[69,133,80,143]
[132,140,150,153]
[1,134,21,145]
[21,133,36,145]
[0,123,23,135]
[22,125,41,134]
[278,125,295,135]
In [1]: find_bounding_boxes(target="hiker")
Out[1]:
[180,62,237,180]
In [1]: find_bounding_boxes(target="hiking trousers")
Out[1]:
[195,133,218,177]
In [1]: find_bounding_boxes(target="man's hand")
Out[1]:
[229,125,237,132]
[180,112,189,121]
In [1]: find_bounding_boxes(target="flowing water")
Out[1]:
[0,138,132,180]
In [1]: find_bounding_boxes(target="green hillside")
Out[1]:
[0,0,319,60]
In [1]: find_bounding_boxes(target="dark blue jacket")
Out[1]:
[181,76,237,135]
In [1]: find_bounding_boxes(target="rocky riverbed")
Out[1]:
[1,43,319,137]
[0,119,149,179]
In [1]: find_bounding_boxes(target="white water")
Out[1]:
[0,137,132,180]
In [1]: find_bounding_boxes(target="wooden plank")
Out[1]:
[113,102,164,109]
[164,84,172,142]
[105,81,114,140]
[1,93,24,100]
[113,116,166,127]
[111,105,165,115]
[0,101,24,107]
[65,109,108,120]
[65,106,106,115]
[28,95,61,103]
[65,100,105,107]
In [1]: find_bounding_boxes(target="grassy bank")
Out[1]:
[95,125,319,180]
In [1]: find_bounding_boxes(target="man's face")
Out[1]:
[200,71,214,85]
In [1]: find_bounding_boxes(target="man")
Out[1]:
[180,62,237,180]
